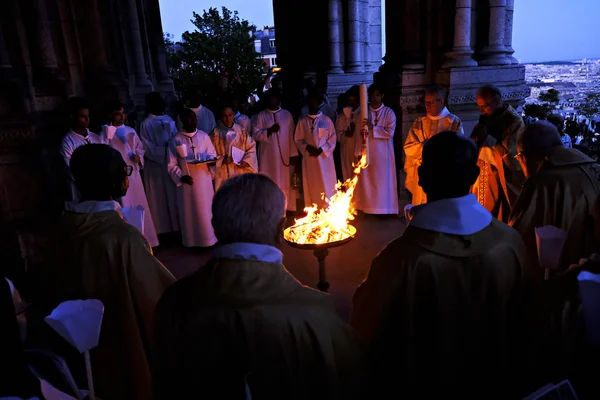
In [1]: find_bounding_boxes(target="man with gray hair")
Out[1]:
[153,173,363,400]
[509,121,600,282]
[471,84,525,222]
[404,85,463,205]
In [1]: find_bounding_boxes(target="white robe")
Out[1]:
[60,129,106,201]
[104,124,160,247]
[252,108,298,211]
[336,107,359,181]
[191,105,217,135]
[295,112,338,209]
[301,103,338,126]
[234,112,252,137]
[354,105,398,214]
[167,130,218,247]
[139,114,180,234]
[404,108,464,205]
[211,122,258,190]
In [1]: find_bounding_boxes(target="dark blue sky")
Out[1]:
[159,0,600,63]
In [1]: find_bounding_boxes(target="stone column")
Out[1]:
[126,0,152,89]
[33,0,58,69]
[361,0,372,72]
[328,0,344,73]
[478,0,511,66]
[504,0,518,64]
[145,0,174,85]
[443,0,478,68]
[0,27,10,69]
[369,0,383,71]
[346,0,364,73]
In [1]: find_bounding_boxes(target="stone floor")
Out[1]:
[154,212,407,321]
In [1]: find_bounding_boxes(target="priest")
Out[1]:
[211,105,258,190]
[354,83,398,215]
[167,108,218,248]
[336,86,360,181]
[404,86,463,205]
[470,85,525,222]
[104,102,159,247]
[252,89,298,212]
[39,144,175,400]
[509,121,600,281]
[61,97,106,201]
[295,91,338,209]
[153,173,363,400]
[352,131,527,399]
[139,92,180,234]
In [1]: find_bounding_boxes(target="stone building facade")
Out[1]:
[0,0,173,291]
[274,0,528,136]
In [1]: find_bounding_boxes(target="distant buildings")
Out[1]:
[525,59,600,112]
[252,26,278,71]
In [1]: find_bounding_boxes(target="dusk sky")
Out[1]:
[159,0,600,63]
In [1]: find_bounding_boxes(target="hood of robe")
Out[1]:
[60,210,127,240]
[173,257,332,307]
[542,146,595,168]
[402,219,519,258]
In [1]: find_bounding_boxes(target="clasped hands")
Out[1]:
[306,145,323,157]
[267,123,280,136]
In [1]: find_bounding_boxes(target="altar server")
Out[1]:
[252,89,298,211]
[295,91,337,209]
[355,84,398,215]
[61,97,106,201]
[139,92,179,234]
[168,108,218,248]
[188,86,217,134]
[104,103,159,247]
[336,86,360,181]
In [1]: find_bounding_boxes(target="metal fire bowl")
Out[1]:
[283,225,357,250]
[283,225,356,292]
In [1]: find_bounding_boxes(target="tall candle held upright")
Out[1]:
[359,84,370,167]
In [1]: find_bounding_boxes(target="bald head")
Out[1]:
[518,121,563,155]
[517,121,564,178]
[418,131,480,201]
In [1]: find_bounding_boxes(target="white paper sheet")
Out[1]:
[231,146,245,165]
[121,205,145,234]
[343,106,352,120]
[45,300,104,353]
[535,225,568,270]
[102,125,117,141]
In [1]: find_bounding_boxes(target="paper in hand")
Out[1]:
[231,146,245,165]
[45,299,104,353]
[343,106,352,120]
[103,125,117,141]
[535,225,568,270]
[122,205,145,234]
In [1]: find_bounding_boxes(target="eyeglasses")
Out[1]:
[425,99,442,106]
[125,165,133,176]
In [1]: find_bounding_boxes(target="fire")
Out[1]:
[284,155,368,245]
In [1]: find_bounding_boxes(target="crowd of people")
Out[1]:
[2,78,600,399]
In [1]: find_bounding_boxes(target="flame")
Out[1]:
[284,155,368,245]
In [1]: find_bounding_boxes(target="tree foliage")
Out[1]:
[575,93,600,118]
[538,89,560,106]
[524,103,553,119]
[164,7,264,102]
